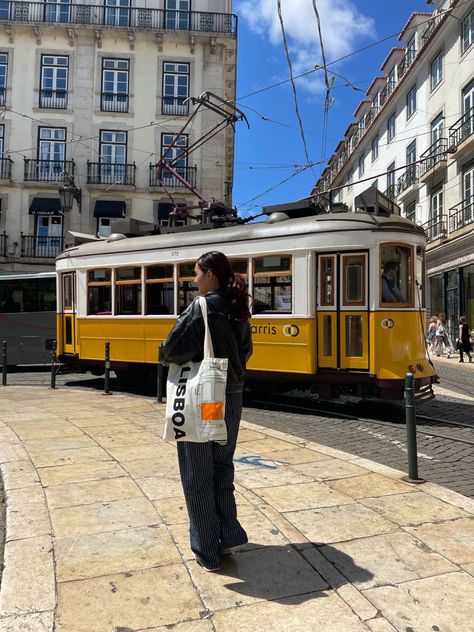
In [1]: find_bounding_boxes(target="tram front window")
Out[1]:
[380,244,413,307]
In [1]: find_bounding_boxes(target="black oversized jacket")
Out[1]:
[159,290,253,393]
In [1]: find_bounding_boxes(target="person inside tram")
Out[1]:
[382,261,405,303]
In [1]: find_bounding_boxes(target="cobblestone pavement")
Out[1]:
[2,358,473,498]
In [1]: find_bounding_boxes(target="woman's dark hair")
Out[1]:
[197,251,251,321]
[459,316,466,324]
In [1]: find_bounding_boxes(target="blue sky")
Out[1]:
[230,0,430,217]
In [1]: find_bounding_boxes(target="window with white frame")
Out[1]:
[371,134,379,161]
[37,127,66,180]
[347,167,353,191]
[387,113,395,142]
[405,200,416,223]
[386,162,395,197]
[358,154,365,177]
[430,187,443,222]
[0,53,7,107]
[462,9,474,53]
[44,0,70,23]
[101,59,129,113]
[162,62,189,116]
[430,51,443,91]
[99,130,127,184]
[406,85,417,119]
[40,55,68,109]
[388,66,396,90]
[160,133,188,186]
[104,0,130,26]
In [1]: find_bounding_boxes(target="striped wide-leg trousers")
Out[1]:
[177,391,248,569]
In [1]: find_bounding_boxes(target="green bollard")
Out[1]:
[104,341,112,396]
[50,340,57,389]
[402,373,425,484]
[2,340,7,386]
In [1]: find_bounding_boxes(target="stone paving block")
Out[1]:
[138,621,214,632]
[0,445,29,464]
[211,590,368,631]
[135,474,184,501]
[299,546,348,588]
[120,456,179,479]
[0,461,39,490]
[336,584,379,620]
[10,424,84,440]
[292,459,370,481]
[45,476,143,509]
[26,446,113,468]
[55,524,181,581]
[92,432,163,450]
[252,503,312,547]
[236,437,301,454]
[5,486,51,542]
[362,572,474,632]
[283,503,396,545]
[361,492,470,526]
[55,564,203,632]
[327,473,416,499]
[0,428,21,444]
[257,447,332,465]
[462,562,474,577]
[236,428,268,443]
[105,444,175,461]
[235,466,314,489]
[0,611,54,632]
[50,497,161,537]
[320,531,458,589]
[37,460,127,486]
[421,482,474,514]
[256,481,354,513]
[188,546,328,611]
[66,415,128,428]
[364,618,397,632]
[0,536,55,617]
[21,436,96,451]
[405,517,474,564]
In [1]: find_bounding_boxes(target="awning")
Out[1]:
[93,200,126,218]
[29,198,61,215]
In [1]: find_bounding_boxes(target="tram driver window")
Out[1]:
[146,265,174,315]
[380,245,413,306]
[87,269,112,315]
[252,255,292,314]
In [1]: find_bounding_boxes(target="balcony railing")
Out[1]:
[21,235,64,259]
[0,232,7,257]
[0,156,13,179]
[161,96,189,116]
[87,161,136,185]
[0,86,5,106]
[24,159,75,182]
[397,48,416,79]
[422,215,447,243]
[0,2,237,34]
[149,164,197,188]
[101,93,129,113]
[397,165,418,194]
[421,11,444,46]
[384,184,396,201]
[449,107,474,149]
[379,80,396,107]
[419,138,447,177]
[39,89,67,109]
[450,200,474,233]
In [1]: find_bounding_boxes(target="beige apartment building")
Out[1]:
[312,0,474,333]
[0,0,237,273]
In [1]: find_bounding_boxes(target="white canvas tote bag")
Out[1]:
[163,296,228,444]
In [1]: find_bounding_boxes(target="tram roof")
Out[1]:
[57,212,425,261]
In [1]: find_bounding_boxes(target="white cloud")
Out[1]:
[238,0,375,94]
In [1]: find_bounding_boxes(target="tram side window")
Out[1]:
[380,244,413,306]
[252,255,292,314]
[320,256,335,306]
[146,265,174,315]
[416,246,426,307]
[178,262,198,313]
[88,269,112,315]
[115,267,142,316]
[343,255,366,306]
[0,279,56,313]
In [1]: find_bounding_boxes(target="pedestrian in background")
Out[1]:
[160,251,252,572]
[434,313,454,358]
[457,316,473,363]
[427,316,437,351]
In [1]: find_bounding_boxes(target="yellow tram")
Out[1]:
[55,205,436,401]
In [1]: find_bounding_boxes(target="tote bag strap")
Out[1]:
[198,295,214,359]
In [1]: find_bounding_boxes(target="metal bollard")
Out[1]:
[2,340,7,386]
[50,339,57,389]
[157,356,164,403]
[104,341,112,395]
[402,373,425,484]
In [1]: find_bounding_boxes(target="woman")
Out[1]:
[434,313,454,358]
[159,251,252,572]
[427,316,437,351]
[458,316,473,363]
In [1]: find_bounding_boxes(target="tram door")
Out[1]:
[317,252,369,370]
[61,272,76,354]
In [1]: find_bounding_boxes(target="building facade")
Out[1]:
[312,0,474,334]
[0,0,237,273]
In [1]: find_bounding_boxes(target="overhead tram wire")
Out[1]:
[276,0,317,179]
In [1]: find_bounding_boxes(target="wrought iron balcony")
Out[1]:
[397,49,416,79]
[450,200,474,233]
[419,139,447,178]
[39,89,67,109]
[364,106,379,128]
[397,165,418,195]
[384,184,396,201]
[0,2,237,34]
[0,86,5,106]
[379,80,396,107]
[161,96,189,116]
[421,11,444,46]
[448,107,474,150]
[0,156,13,179]
[149,164,197,188]
[24,159,75,182]
[421,215,447,243]
[101,93,129,113]
[87,161,136,186]
[0,232,7,257]
[20,235,64,258]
